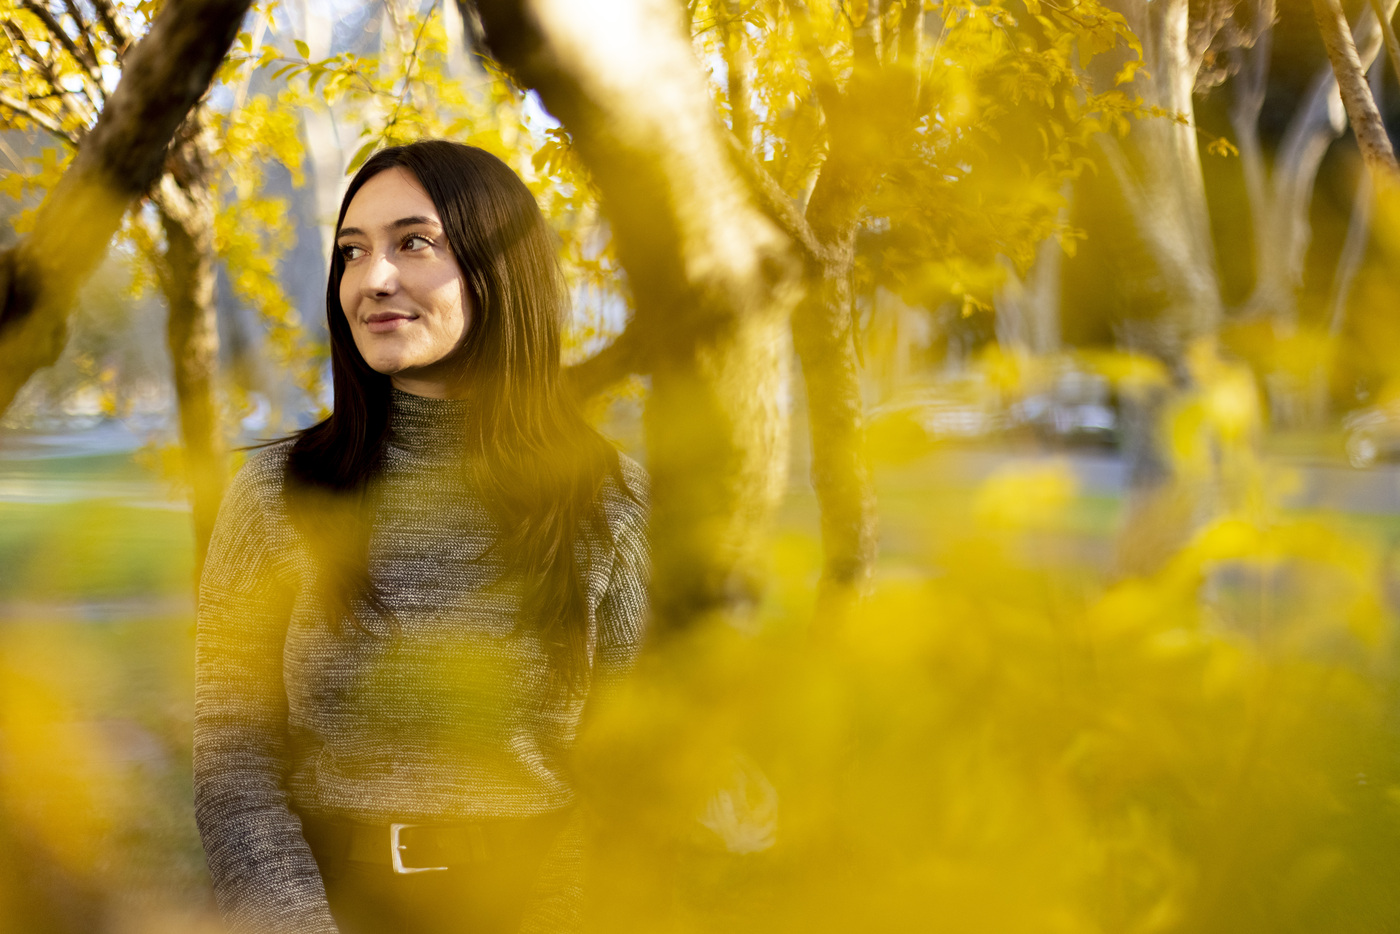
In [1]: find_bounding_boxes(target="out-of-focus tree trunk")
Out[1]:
[1098,0,1230,573]
[465,0,801,633]
[1247,0,1398,322]
[772,0,923,603]
[462,6,800,923]
[0,0,253,417]
[1102,0,1223,342]
[785,3,885,603]
[794,225,877,599]
[151,119,226,575]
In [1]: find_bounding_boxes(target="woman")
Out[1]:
[194,140,649,934]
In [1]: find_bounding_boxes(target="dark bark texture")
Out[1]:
[0,0,252,416]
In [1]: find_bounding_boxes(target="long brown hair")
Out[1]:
[285,140,626,690]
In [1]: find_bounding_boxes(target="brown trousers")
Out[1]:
[305,810,572,934]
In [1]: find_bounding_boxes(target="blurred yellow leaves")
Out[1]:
[975,459,1078,528]
[576,319,1397,931]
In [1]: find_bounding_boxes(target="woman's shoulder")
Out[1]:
[225,439,296,509]
[596,451,649,537]
[203,440,298,591]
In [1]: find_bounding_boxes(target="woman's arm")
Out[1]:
[194,457,340,934]
[591,464,651,697]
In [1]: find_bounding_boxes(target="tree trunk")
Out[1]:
[792,229,877,599]
[782,0,921,602]
[1103,0,1223,339]
[0,0,253,417]
[152,123,225,577]
[1095,0,1226,573]
[465,0,801,632]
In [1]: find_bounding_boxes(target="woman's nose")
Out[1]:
[361,252,398,296]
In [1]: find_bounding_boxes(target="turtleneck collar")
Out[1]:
[386,387,472,459]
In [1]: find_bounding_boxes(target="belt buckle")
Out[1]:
[389,822,448,874]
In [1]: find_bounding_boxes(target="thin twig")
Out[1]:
[19,0,95,79]
[381,0,436,137]
[1366,0,1400,86]
[63,0,107,80]
[89,0,130,51]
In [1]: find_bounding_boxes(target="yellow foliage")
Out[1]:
[576,469,1398,931]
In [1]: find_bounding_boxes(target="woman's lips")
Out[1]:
[365,313,414,334]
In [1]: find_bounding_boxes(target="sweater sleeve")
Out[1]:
[193,455,340,934]
[592,462,651,699]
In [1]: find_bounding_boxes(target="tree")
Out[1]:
[463,0,1143,621]
[464,0,803,633]
[0,0,253,567]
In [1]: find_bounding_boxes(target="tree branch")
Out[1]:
[564,323,642,399]
[0,92,77,143]
[61,0,109,100]
[20,0,100,83]
[1313,0,1400,180]
[90,0,131,52]
[1366,0,1400,85]
[723,127,831,266]
[0,0,255,415]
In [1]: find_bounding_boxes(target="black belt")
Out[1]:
[302,808,573,875]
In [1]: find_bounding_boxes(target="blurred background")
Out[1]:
[6,0,1400,931]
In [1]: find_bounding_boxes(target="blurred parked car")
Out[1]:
[1343,403,1400,468]
[867,377,1009,456]
[867,364,1119,455]
[1012,366,1119,448]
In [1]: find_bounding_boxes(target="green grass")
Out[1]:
[0,500,194,601]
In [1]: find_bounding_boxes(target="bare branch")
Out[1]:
[1366,0,1400,86]
[20,0,99,81]
[0,0,255,415]
[1313,0,1400,179]
[90,0,131,52]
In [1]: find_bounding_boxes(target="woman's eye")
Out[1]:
[402,234,432,251]
[337,243,364,261]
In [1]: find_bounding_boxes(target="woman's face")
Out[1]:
[336,167,472,399]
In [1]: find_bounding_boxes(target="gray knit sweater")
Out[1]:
[194,389,649,934]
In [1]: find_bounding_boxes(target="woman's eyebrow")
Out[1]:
[336,216,441,240]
